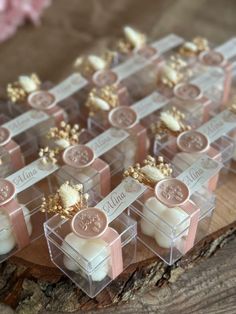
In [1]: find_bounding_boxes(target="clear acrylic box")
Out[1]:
[169,83,214,125]
[44,211,137,298]
[91,34,184,103]
[0,113,39,177]
[0,184,45,262]
[6,79,81,126]
[47,128,126,197]
[129,188,215,265]
[87,118,148,171]
[154,134,234,191]
[156,41,229,107]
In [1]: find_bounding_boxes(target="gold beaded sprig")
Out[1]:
[39,146,59,164]
[159,55,187,88]
[41,181,89,219]
[116,27,146,54]
[7,73,41,103]
[151,107,191,140]
[124,155,173,188]
[73,54,108,77]
[86,85,119,116]
[179,37,209,57]
[47,121,81,146]
[39,122,82,163]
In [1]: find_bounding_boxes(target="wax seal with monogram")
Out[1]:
[154,178,190,207]
[63,145,95,169]
[71,207,108,239]
[174,83,202,101]
[199,50,225,66]
[137,46,157,60]
[28,90,56,111]
[108,106,138,129]
[177,130,209,153]
[93,69,118,87]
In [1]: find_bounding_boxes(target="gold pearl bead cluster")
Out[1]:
[123,155,173,187]
[151,107,191,140]
[41,182,89,219]
[179,37,209,57]
[6,73,41,103]
[47,121,81,145]
[160,55,187,88]
[39,146,59,164]
[117,33,146,54]
[86,85,119,116]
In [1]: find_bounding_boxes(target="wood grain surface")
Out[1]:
[0,0,236,313]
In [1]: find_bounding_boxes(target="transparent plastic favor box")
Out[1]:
[47,129,124,197]
[44,212,137,298]
[0,113,38,177]
[7,81,79,125]
[153,135,234,190]
[129,188,215,265]
[0,186,45,263]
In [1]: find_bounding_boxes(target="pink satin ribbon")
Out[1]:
[3,199,30,249]
[92,158,111,196]
[180,200,200,254]
[44,105,66,127]
[129,123,148,164]
[222,62,232,106]
[101,227,123,279]
[4,139,25,171]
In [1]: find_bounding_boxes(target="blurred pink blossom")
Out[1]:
[0,0,51,43]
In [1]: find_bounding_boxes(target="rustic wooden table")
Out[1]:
[0,1,236,313]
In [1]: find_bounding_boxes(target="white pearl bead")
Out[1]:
[154,207,190,249]
[140,197,167,237]
[62,233,109,282]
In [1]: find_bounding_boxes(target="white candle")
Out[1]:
[62,232,109,282]
[0,205,32,255]
[154,207,189,249]
[140,197,166,237]
[141,197,190,249]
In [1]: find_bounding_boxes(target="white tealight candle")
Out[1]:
[0,212,15,255]
[62,232,109,282]
[140,197,167,237]
[154,207,190,249]
[0,205,32,255]
[62,233,87,272]
[79,239,109,282]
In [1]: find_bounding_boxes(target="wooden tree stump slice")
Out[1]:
[0,172,235,312]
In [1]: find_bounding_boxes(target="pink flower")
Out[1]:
[0,0,51,43]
